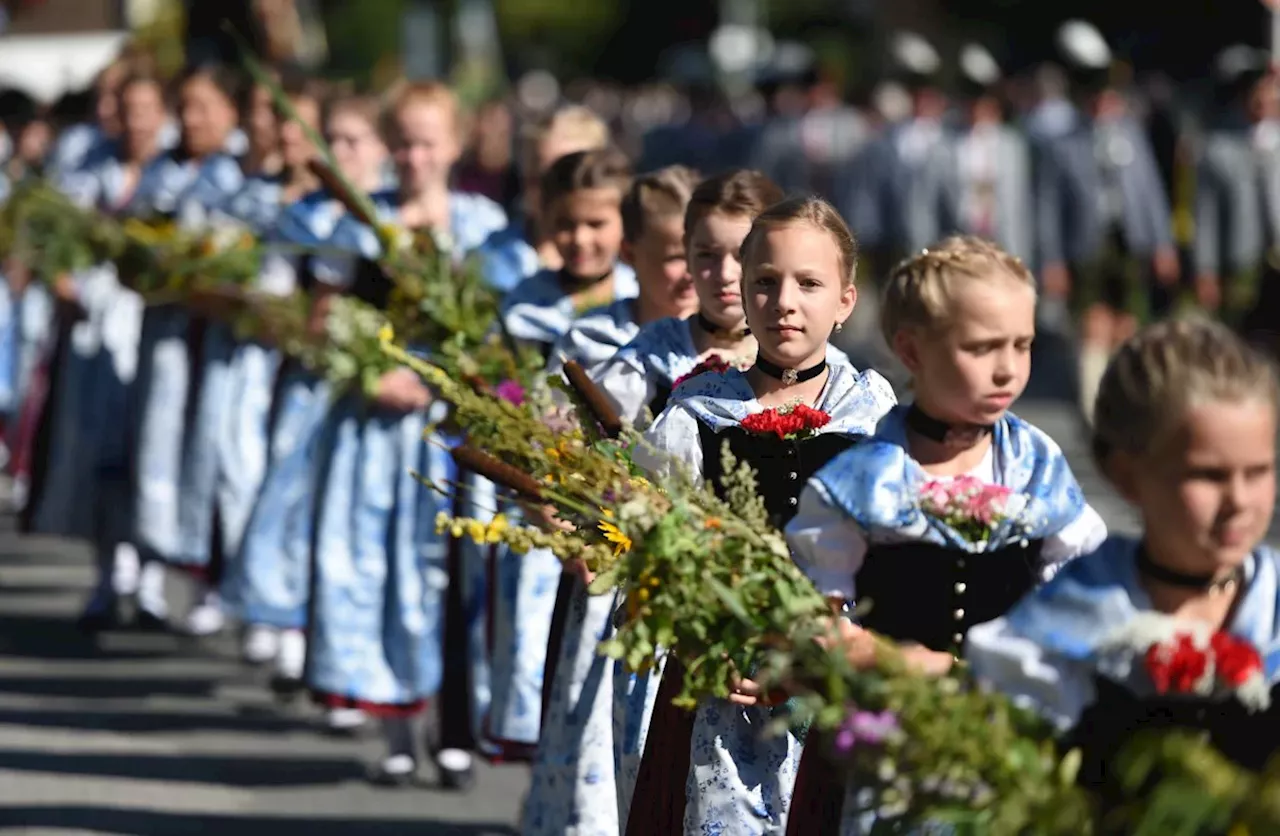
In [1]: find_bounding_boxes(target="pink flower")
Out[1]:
[495,379,525,406]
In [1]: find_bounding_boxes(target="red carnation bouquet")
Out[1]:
[740,402,832,441]
[1107,613,1270,711]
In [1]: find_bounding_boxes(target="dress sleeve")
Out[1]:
[591,355,652,428]
[1039,503,1107,580]
[964,617,1096,730]
[635,404,703,483]
[785,481,868,601]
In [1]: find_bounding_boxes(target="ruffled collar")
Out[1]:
[811,405,1087,550]
[673,360,897,438]
[1003,537,1280,683]
[611,316,700,385]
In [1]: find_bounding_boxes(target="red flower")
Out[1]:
[740,403,832,440]
[673,355,731,388]
[1211,632,1264,687]
[1145,634,1209,694]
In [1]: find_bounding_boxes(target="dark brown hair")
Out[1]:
[684,169,783,243]
[621,165,699,243]
[539,146,633,211]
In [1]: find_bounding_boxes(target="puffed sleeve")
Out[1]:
[1040,503,1107,580]
[785,480,869,601]
[634,403,704,483]
[591,354,652,427]
[964,617,1096,730]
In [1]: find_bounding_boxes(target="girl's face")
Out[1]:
[625,216,695,319]
[279,97,321,170]
[894,275,1035,425]
[1113,399,1276,576]
[688,211,753,328]
[327,110,387,189]
[180,77,237,158]
[547,187,624,280]
[743,222,854,369]
[391,100,460,194]
[121,81,167,161]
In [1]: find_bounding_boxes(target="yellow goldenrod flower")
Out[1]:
[378,323,395,344]
[598,520,632,556]
[466,520,487,544]
[434,511,450,534]
[544,474,555,485]
[638,587,650,603]
[450,521,465,538]
[485,514,509,543]
[546,448,560,461]
[630,476,650,490]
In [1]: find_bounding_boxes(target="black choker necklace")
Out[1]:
[754,354,827,386]
[905,403,994,447]
[1135,544,1243,594]
[559,267,613,291]
[696,312,750,340]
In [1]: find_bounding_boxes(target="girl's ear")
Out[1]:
[891,327,923,376]
[835,281,857,330]
[1102,449,1143,505]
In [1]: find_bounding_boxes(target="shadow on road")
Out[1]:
[0,705,318,735]
[0,750,368,787]
[0,807,519,835]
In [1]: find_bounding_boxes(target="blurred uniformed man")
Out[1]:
[1194,45,1280,327]
[1036,21,1177,422]
[952,43,1033,262]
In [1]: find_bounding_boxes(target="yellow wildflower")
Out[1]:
[450,520,465,538]
[598,520,632,556]
[600,508,614,519]
[630,476,651,490]
[546,448,560,462]
[638,587,650,603]
[465,520,487,544]
[378,323,395,345]
[544,474,555,484]
[434,511,450,534]
[485,514,509,543]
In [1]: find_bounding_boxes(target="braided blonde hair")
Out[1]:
[880,235,1034,344]
[740,196,859,289]
[1092,317,1279,468]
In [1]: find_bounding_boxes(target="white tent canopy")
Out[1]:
[0,31,129,104]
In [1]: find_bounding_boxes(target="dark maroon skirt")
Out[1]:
[624,657,696,835]
[784,737,845,835]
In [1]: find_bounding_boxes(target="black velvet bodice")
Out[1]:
[856,540,1043,656]
[1068,675,1280,786]
[350,257,393,310]
[648,383,672,420]
[698,423,856,529]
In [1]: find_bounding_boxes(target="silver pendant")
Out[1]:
[782,369,799,385]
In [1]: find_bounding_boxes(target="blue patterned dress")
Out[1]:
[306,190,509,712]
[782,406,1107,834]
[237,189,349,630]
[625,362,898,836]
[28,146,153,544]
[966,539,1280,824]
[129,149,246,566]
[516,300,643,834]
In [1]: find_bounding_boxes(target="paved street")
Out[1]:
[0,315,1273,835]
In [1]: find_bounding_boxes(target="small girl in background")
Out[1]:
[499,147,636,357]
[630,197,897,836]
[594,169,783,426]
[967,318,1280,809]
[783,236,1106,834]
[520,164,698,836]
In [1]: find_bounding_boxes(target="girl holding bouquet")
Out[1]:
[966,317,1280,808]
[128,65,247,630]
[236,92,390,695]
[782,236,1107,833]
[177,75,329,642]
[630,196,897,836]
[305,80,508,787]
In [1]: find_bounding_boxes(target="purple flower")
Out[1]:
[495,379,525,406]
[833,708,899,754]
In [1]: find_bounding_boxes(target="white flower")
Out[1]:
[1238,672,1273,712]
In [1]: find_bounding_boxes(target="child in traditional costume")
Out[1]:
[629,197,897,836]
[967,317,1280,812]
[783,235,1107,833]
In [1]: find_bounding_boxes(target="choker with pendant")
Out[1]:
[696,312,751,340]
[905,404,994,447]
[1136,544,1244,594]
[754,354,827,386]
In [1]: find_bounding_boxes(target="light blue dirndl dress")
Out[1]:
[306,190,509,711]
[129,149,245,566]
